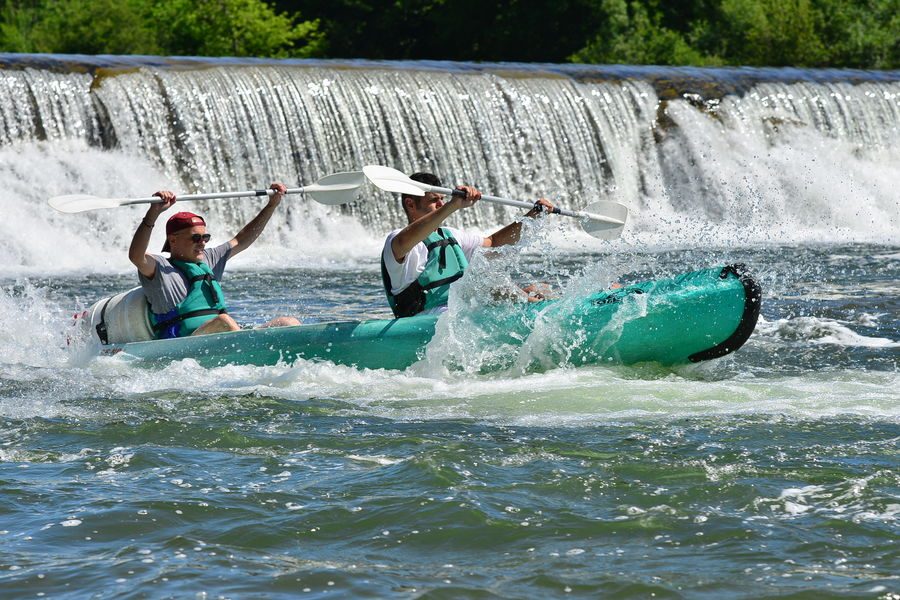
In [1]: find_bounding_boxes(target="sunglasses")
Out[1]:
[184,233,211,243]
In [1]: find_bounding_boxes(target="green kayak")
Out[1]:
[98,265,761,370]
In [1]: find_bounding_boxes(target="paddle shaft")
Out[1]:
[431,185,624,225]
[119,187,307,207]
[360,165,627,238]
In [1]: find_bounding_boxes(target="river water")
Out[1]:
[0,56,898,598]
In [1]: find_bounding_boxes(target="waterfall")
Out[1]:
[1,55,898,274]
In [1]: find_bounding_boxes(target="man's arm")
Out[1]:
[483,198,556,248]
[391,202,459,262]
[391,186,480,262]
[128,191,175,278]
[229,183,286,257]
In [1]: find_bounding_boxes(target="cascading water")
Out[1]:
[1,55,897,276]
[655,80,900,243]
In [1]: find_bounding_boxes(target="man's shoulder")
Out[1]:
[383,228,405,251]
[384,227,404,241]
[138,254,171,285]
[205,242,232,265]
[443,227,483,247]
[382,228,405,263]
[146,253,171,268]
[442,226,472,238]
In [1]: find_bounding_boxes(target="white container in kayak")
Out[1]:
[86,287,154,344]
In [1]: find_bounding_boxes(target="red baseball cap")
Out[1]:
[162,212,206,252]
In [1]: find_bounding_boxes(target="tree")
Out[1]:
[717,0,826,66]
[0,0,39,52]
[1,0,897,68]
[25,0,161,55]
[814,0,900,69]
[570,0,714,65]
[0,0,324,58]
[152,0,324,58]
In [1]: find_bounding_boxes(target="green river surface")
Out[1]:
[1,245,897,598]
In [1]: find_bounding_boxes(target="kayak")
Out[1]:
[95,264,761,370]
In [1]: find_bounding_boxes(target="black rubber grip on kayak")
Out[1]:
[95,297,112,345]
[689,263,762,362]
[451,188,466,198]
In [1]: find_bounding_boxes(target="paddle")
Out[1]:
[48,171,365,214]
[362,165,628,240]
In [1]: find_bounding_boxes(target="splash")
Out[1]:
[415,219,638,375]
[756,315,899,348]
[0,281,72,368]
[652,90,900,245]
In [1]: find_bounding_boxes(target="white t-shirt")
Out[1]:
[382,227,484,298]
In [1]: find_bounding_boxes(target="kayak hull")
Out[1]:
[99,265,761,370]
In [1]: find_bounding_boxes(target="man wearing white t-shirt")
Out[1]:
[380,172,554,318]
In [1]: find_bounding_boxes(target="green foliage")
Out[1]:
[27,0,160,55]
[0,0,35,52]
[151,0,324,58]
[0,0,323,57]
[814,0,900,69]
[0,0,897,68]
[571,0,719,66]
[569,0,898,68]
[716,0,826,66]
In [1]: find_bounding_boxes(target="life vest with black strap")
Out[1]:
[149,259,228,339]
[381,227,469,318]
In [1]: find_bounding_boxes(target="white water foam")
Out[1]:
[0,139,385,277]
[2,67,899,281]
[0,281,72,368]
[647,96,900,246]
[755,315,900,348]
[1,303,896,423]
[22,356,900,422]
[755,473,900,523]
[412,220,636,376]
[0,140,166,274]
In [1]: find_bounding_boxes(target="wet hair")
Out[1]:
[401,172,442,218]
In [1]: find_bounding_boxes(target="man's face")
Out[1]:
[407,192,444,221]
[168,225,209,262]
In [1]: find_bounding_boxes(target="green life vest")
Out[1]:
[149,259,228,339]
[381,228,469,318]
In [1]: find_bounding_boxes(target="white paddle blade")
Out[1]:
[48,194,129,214]
[363,165,426,196]
[304,171,366,205]
[581,201,629,240]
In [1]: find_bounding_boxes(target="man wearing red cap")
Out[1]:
[128,183,300,339]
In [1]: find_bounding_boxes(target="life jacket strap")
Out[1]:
[425,230,459,270]
[187,273,219,304]
[421,272,464,291]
